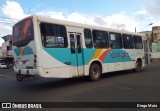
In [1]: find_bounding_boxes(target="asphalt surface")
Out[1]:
[0,60,160,111]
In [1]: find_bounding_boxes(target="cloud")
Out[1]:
[143,0,160,28]
[0,0,29,44]
[36,11,108,27]
[132,0,160,31]
[1,0,29,20]
[144,0,160,17]
[66,13,106,26]
[3,0,159,43]
[37,10,65,20]
[105,14,137,31]
[0,23,12,35]
[0,23,12,46]
[0,0,29,46]
[67,12,87,23]
[94,17,107,26]
[0,0,139,41]
[134,10,149,22]
[37,10,136,31]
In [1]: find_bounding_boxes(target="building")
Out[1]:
[140,31,152,40]
[140,26,160,43]
[140,26,160,52]
[1,35,13,68]
[152,26,160,43]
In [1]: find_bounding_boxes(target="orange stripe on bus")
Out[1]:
[88,49,102,64]
[20,48,24,56]
[99,48,112,62]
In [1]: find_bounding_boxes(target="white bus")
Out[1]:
[13,16,150,81]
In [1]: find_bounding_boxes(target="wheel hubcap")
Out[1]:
[93,68,99,77]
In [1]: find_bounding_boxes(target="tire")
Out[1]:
[16,74,24,81]
[134,61,142,72]
[89,64,102,81]
[33,75,39,79]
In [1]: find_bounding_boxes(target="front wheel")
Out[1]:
[134,61,142,72]
[89,64,102,81]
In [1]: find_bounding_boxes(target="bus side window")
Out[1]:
[122,34,134,49]
[70,34,75,53]
[40,23,68,48]
[84,29,93,48]
[77,35,81,53]
[92,30,108,48]
[109,32,122,49]
[133,36,143,49]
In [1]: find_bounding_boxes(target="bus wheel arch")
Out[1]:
[89,61,102,81]
[134,58,142,72]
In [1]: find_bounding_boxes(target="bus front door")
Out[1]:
[69,33,84,77]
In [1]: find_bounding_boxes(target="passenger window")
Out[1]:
[70,34,75,53]
[84,29,93,48]
[40,23,68,48]
[122,34,134,49]
[109,32,122,49]
[133,36,143,49]
[92,30,108,48]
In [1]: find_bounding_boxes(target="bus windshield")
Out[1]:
[13,17,34,47]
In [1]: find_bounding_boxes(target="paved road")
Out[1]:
[0,61,160,111]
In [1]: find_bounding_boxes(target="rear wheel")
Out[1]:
[134,60,142,72]
[89,64,102,81]
[16,74,24,81]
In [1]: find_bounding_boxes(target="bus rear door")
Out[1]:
[69,32,84,77]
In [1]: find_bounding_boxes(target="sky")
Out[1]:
[0,0,160,46]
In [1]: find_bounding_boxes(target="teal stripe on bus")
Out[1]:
[44,48,132,66]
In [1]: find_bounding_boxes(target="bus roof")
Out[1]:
[14,15,146,37]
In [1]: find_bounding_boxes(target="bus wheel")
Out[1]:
[16,74,24,81]
[134,61,142,72]
[89,64,102,81]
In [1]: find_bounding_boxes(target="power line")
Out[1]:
[0,21,15,24]
[0,16,19,25]
[0,19,16,24]
[0,16,19,20]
